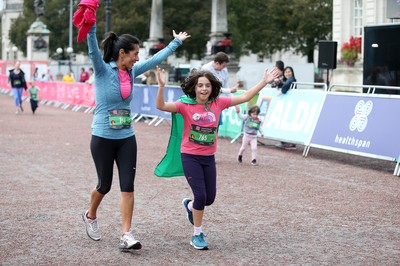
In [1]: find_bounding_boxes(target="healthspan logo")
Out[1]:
[349,100,373,132]
[334,100,373,149]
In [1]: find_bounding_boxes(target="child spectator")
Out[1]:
[235,105,264,165]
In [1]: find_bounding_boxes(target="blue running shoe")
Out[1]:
[190,233,208,250]
[182,198,194,225]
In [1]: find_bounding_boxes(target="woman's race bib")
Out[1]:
[108,109,132,129]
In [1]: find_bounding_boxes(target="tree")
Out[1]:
[227,0,332,63]
[9,0,332,63]
[163,0,211,60]
[287,0,333,63]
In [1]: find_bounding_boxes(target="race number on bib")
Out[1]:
[189,125,216,146]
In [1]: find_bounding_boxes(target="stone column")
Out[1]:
[210,0,228,45]
[144,0,164,56]
[26,19,50,61]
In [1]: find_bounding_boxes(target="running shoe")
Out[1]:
[182,198,194,225]
[119,230,142,250]
[251,159,258,166]
[238,155,242,163]
[82,210,101,241]
[190,232,208,250]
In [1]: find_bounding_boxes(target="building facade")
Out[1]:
[0,0,24,60]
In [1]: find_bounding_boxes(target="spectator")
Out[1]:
[79,67,89,83]
[62,71,75,82]
[86,67,94,84]
[270,60,285,89]
[275,66,297,150]
[146,70,158,85]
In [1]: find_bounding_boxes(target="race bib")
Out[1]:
[189,125,216,146]
[108,109,132,129]
[248,120,260,130]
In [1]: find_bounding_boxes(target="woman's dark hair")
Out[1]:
[283,66,296,81]
[101,32,140,63]
[180,69,222,101]
[248,105,260,115]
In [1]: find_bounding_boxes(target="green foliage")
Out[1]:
[227,0,332,62]
[9,0,332,62]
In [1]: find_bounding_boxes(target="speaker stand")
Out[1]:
[326,69,330,87]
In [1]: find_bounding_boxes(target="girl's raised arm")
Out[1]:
[156,66,178,113]
[230,67,279,106]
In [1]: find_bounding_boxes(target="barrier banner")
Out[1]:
[310,93,400,159]
[0,75,95,107]
[257,88,326,144]
[130,84,183,118]
[218,90,245,138]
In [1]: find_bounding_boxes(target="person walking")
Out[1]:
[8,61,27,114]
[235,105,264,165]
[80,19,190,251]
[155,65,279,250]
[28,81,40,114]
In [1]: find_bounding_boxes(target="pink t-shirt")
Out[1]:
[118,69,132,100]
[175,97,232,155]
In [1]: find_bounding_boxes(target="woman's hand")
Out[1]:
[156,66,167,87]
[173,30,191,42]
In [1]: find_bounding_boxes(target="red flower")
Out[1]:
[340,36,362,66]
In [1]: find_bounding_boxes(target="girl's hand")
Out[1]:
[156,66,167,87]
[173,30,191,42]
[235,105,240,113]
[263,67,280,84]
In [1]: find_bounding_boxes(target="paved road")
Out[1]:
[0,92,399,265]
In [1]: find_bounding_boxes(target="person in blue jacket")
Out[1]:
[276,66,297,150]
[81,24,190,250]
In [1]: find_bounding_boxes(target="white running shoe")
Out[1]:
[119,230,142,250]
[82,210,101,241]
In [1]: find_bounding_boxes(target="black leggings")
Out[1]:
[181,153,217,211]
[90,135,137,194]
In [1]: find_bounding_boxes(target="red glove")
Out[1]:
[73,0,99,42]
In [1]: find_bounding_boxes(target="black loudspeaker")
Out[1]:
[318,41,337,69]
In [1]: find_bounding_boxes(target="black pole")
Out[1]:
[326,69,330,87]
[105,0,111,32]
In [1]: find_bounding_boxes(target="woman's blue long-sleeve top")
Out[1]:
[281,76,296,94]
[87,25,182,139]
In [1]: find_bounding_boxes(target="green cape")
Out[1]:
[154,95,196,177]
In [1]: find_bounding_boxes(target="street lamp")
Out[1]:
[66,47,73,73]
[12,46,18,60]
[56,47,64,80]
[105,0,112,32]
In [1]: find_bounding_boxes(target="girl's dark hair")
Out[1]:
[283,66,296,81]
[101,32,140,63]
[180,69,221,101]
[248,105,260,115]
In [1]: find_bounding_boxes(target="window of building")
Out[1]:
[353,0,363,37]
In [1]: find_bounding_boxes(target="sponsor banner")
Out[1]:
[257,88,326,144]
[310,93,400,159]
[130,84,184,119]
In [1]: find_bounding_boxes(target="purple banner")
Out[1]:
[310,93,400,159]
